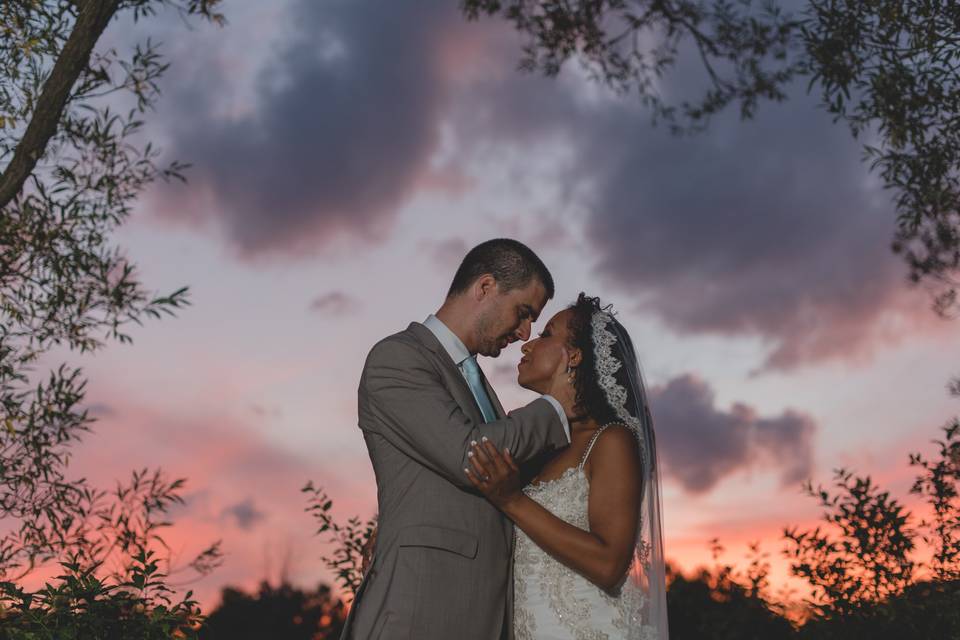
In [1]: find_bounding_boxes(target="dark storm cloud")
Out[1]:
[450,40,925,371]
[158,0,928,368]
[164,0,463,256]
[221,497,267,531]
[580,94,912,371]
[649,374,816,494]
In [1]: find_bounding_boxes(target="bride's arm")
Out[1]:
[467,425,642,592]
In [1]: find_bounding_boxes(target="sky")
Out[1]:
[30,0,960,611]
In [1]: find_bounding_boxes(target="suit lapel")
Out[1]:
[446,359,488,424]
[407,322,487,424]
[480,366,506,419]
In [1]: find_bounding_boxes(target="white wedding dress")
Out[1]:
[512,425,659,640]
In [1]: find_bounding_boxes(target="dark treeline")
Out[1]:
[199,581,346,640]
[198,561,960,640]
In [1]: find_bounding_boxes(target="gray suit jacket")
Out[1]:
[341,322,568,640]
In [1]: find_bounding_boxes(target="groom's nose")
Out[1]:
[512,318,532,342]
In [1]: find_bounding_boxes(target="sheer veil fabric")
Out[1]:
[591,311,669,640]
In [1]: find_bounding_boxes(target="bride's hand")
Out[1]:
[465,438,523,509]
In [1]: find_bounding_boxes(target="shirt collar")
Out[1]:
[423,314,471,366]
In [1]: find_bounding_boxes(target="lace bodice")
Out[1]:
[513,426,654,640]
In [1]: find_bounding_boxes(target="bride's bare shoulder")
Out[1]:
[586,423,641,474]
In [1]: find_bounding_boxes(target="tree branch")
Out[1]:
[0,0,121,212]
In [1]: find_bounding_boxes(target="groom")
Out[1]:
[342,239,571,640]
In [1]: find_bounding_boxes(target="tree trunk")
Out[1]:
[0,0,121,212]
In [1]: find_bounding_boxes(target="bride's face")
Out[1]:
[517,308,573,393]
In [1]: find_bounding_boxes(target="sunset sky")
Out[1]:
[40,0,960,609]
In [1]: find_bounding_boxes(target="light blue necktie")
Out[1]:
[460,356,498,423]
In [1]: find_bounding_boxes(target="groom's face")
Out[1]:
[474,277,548,358]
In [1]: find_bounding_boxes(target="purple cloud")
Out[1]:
[221,497,267,531]
[154,0,937,369]
[449,41,935,371]
[649,374,816,494]
[161,0,469,257]
[308,291,361,316]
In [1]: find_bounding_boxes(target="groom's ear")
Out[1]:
[473,274,498,301]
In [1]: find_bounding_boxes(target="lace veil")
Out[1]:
[591,309,669,640]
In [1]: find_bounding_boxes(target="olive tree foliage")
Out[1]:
[669,420,960,637]
[302,482,376,600]
[909,419,960,581]
[0,0,223,634]
[783,469,916,618]
[462,0,960,314]
[782,421,960,635]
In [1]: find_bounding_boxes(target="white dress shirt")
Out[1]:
[423,314,571,442]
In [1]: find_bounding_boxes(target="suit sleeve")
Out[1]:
[360,338,569,488]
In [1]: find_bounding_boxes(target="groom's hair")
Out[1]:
[447,239,555,300]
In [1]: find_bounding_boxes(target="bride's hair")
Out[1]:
[566,292,638,425]
[567,294,667,638]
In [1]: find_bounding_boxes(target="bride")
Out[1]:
[465,293,669,640]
